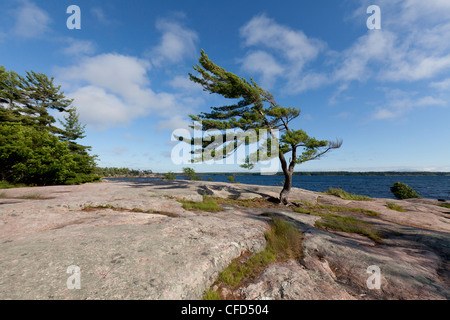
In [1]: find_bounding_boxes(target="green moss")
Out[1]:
[203,289,221,300]
[0,181,28,189]
[18,194,42,199]
[0,181,15,189]
[0,192,42,199]
[322,187,372,201]
[315,213,382,242]
[438,203,450,209]
[294,202,379,217]
[293,207,312,215]
[294,201,382,242]
[82,205,178,217]
[178,196,223,212]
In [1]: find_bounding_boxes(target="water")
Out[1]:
[112,174,450,200]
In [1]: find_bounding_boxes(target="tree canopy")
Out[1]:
[187,50,342,204]
[0,66,99,186]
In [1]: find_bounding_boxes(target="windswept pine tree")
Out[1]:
[187,50,342,204]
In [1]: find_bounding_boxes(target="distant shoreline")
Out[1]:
[147,171,450,177]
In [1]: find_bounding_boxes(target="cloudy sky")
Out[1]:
[1,0,449,173]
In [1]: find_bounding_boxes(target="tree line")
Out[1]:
[96,167,153,177]
[0,66,99,185]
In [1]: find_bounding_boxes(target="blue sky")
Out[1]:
[1,0,449,173]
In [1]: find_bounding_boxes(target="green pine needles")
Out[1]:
[186,50,342,204]
[0,66,98,185]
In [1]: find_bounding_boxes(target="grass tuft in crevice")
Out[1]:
[314,213,382,243]
[294,202,379,217]
[178,196,223,212]
[82,205,178,217]
[386,202,406,212]
[204,216,303,300]
[322,187,372,201]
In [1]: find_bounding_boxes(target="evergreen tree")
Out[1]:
[187,50,342,204]
[20,71,72,134]
[59,107,88,151]
[0,67,99,186]
[0,124,77,185]
[0,68,28,123]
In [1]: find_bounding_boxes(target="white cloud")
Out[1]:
[61,39,96,56]
[66,86,133,129]
[382,55,450,82]
[286,72,330,93]
[431,78,450,91]
[239,8,450,96]
[13,0,51,38]
[149,18,199,66]
[329,84,350,105]
[333,30,400,83]
[239,14,325,93]
[168,75,204,93]
[240,51,284,88]
[156,116,190,132]
[341,1,450,83]
[240,14,324,72]
[91,7,109,24]
[372,108,397,120]
[56,53,204,130]
[58,53,152,105]
[372,89,446,120]
[56,53,201,131]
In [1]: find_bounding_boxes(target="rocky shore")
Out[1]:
[0,180,449,300]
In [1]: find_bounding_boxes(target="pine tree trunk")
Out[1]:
[280,170,293,205]
[278,144,296,205]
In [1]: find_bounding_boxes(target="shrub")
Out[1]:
[227,176,236,183]
[182,167,202,181]
[390,182,420,199]
[163,172,176,180]
[0,181,16,189]
[0,124,99,186]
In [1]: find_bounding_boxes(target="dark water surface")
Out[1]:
[111,174,450,200]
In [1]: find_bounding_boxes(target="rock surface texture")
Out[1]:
[0,180,449,300]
